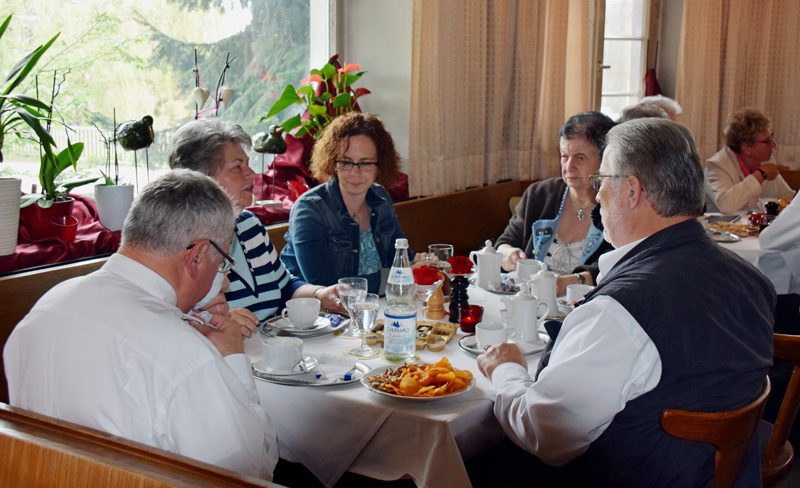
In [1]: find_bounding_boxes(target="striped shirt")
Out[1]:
[225,211,304,321]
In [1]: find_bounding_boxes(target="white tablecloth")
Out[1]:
[718,235,799,294]
[245,286,541,488]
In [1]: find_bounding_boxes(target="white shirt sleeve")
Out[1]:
[165,354,278,479]
[760,196,800,252]
[490,295,661,466]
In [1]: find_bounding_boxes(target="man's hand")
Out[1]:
[229,307,259,338]
[477,342,527,380]
[190,315,245,357]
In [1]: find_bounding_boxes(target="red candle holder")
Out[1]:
[459,304,483,333]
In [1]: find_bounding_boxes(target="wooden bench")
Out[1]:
[0,402,280,487]
[0,180,533,403]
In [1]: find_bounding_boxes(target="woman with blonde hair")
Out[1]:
[705,107,794,213]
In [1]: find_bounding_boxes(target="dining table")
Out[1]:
[716,226,800,295]
[244,284,544,488]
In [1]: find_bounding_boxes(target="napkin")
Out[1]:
[313,354,358,380]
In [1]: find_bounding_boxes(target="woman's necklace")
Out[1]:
[349,203,367,227]
[568,190,595,221]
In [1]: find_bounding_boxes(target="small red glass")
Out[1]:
[459,304,484,333]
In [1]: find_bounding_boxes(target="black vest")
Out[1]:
[567,220,774,487]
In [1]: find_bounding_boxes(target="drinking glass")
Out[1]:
[427,244,454,273]
[414,276,443,319]
[347,293,381,357]
[337,277,368,337]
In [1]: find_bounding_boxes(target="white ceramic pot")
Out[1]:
[94,184,134,232]
[0,178,21,255]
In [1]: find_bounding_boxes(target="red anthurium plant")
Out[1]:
[261,59,370,140]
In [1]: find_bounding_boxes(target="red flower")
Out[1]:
[412,266,440,285]
[447,256,474,274]
[337,63,361,74]
[300,74,322,84]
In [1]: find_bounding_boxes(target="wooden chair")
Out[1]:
[762,334,800,488]
[660,378,771,488]
[0,402,282,488]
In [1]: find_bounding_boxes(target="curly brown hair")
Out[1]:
[724,107,772,153]
[309,112,401,187]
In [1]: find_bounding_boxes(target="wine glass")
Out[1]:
[337,277,368,337]
[413,274,443,319]
[427,244,454,273]
[346,293,381,358]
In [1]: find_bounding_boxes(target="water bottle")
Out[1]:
[385,238,415,306]
[384,238,416,362]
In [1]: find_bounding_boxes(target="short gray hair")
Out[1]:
[168,118,252,176]
[122,169,240,255]
[606,119,704,217]
[617,103,669,123]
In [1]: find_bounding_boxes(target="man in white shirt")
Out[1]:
[4,169,278,479]
[478,119,774,487]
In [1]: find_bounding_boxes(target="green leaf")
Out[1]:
[59,176,100,193]
[320,63,336,79]
[0,15,11,43]
[308,104,327,116]
[333,92,352,108]
[53,142,85,180]
[19,193,43,208]
[341,72,363,88]
[1,94,50,112]
[14,106,56,149]
[264,84,301,119]
[4,33,60,95]
[279,114,302,133]
[99,170,114,185]
[297,85,314,98]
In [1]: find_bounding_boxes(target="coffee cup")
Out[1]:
[263,337,303,373]
[516,259,542,281]
[566,284,593,304]
[281,297,320,329]
[476,321,515,350]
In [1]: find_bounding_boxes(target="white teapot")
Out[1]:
[527,265,558,318]
[501,283,550,344]
[469,239,503,290]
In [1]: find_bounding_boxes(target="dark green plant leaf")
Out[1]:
[264,84,301,119]
[4,33,60,95]
[333,92,352,108]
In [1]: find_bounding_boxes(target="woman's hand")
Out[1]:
[317,285,346,314]
[497,244,526,271]
[229,307,259,338]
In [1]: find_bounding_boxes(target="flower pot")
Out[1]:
[20,198,76,242]
[0,178,21,255]
[94,184,134,232]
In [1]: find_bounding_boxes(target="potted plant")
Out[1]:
[262,57,370,139]
[0,15,63,247]
[93,121,133,232]
[19,71,99,240]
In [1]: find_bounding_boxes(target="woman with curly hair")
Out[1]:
[705,107,795,213]
[281,112,415,294]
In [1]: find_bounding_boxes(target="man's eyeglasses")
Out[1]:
[186,240,235,273]
[336,161,378,173]
[589,174,627,191]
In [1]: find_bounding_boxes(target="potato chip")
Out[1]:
[366,357,473,397]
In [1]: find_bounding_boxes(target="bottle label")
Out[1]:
[384,310,416,355]
[387,266,414,285]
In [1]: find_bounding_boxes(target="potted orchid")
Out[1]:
[262,59,370,139]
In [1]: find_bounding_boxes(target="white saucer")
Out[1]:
[274,316,331,334]
[253,356,319,376]
[458,335,545,356]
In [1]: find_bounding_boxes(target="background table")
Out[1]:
[719,235,800,294]
[244,285,541,488]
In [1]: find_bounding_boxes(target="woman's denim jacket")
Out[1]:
[532,188,605,264]
[280,178,407,294]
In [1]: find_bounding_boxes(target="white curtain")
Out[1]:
[408,0,598,197]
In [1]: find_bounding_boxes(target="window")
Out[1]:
[598,0,650,121]
[1,0,323,195]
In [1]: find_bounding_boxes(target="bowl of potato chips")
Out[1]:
[361,357,474,400]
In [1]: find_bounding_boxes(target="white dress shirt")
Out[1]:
[490,239,662,466]
[759,196,800,294]
[3,254,278,479]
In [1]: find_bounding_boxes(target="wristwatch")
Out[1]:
[575,273,586,284]
[756,168,767,180]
